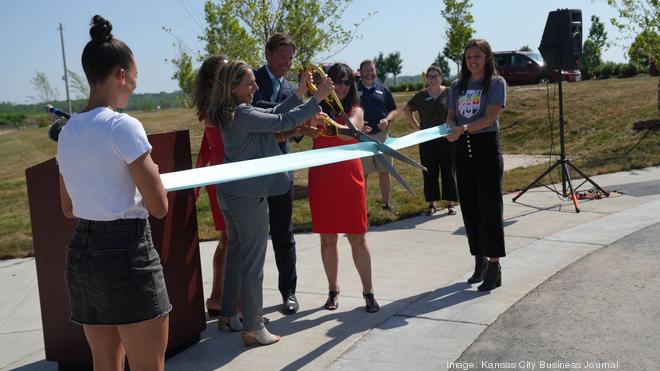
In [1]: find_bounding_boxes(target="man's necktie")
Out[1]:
[271,77,281,102]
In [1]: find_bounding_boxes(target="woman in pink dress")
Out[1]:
[191,55,228,317]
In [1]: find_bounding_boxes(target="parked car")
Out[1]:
[494,51,581,85]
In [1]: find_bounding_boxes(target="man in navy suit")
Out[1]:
[252,33,302,314]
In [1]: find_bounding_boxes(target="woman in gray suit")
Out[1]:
[208,60,334,346]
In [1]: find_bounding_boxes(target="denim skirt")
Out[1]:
[65,218,172,325]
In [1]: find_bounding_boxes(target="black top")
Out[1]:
[406,88,449,130]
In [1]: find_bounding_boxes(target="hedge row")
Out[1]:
[586,62,645,80]
[388,79,453,93]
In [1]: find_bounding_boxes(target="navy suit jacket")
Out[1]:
[252,65,297,154]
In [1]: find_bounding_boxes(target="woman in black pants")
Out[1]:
[446,39,507,291]
[403,64,458,216]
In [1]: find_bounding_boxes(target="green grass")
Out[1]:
[1,76,658,258]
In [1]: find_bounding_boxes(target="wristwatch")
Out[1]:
[462,124,469,134]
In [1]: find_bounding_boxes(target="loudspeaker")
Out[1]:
[539,9,582,70]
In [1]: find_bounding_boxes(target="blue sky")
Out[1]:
[0,0,629,104]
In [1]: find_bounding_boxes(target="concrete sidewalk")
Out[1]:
[2,166,660,370]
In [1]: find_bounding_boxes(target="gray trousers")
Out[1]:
[217,192,269,331]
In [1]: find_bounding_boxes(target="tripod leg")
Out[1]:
[512,160,562,202]
[566,160,610,197]
[561,161,580,213]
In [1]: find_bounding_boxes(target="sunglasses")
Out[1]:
[333,79,353,86]
[426,74,441,80]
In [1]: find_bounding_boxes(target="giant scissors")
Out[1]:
[303,65,426,194]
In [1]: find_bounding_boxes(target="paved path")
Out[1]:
[457,222,660,370]
[2,166,659,370]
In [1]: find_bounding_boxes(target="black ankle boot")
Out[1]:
[478,262,502,291]
[467,255,488,284]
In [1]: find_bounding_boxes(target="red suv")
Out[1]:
[494,51,581,85]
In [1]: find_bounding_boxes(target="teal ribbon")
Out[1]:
[161,124,451,191]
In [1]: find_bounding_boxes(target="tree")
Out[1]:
[386,51,403,84]
[605,0,659,110]
[169,0,371,95]
[628,29,660,66]
[29,71,59,103]
[433,53,451,78]
[373,51,388,83]
[580,15,608,80]
[580,39,602,79]
[519,45,533,51]
[588,15,608,51]
[441,0,475,72]
[169,47,195,107]
[198,0,370,65]
[67,70,89,99]
[199,0,261,67]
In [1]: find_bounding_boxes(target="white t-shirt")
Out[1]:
[56,107,152,221]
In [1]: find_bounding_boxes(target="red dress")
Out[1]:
[195,125,227,231]
[308,109,368,234]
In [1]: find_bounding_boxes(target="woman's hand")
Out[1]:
[296,71,312,99]
[313,77,335,103]
[360,123,373,134]
[296,125,320,139]
[309,111,330,127]
[446,125,465,142]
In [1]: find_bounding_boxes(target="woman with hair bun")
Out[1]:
[57,15,170,370]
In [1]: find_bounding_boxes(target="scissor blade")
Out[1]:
[374,155,415,195]
[338,111,427,171]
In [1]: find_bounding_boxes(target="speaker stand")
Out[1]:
[512,69,608,213]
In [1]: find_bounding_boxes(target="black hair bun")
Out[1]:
[90,15,113,43]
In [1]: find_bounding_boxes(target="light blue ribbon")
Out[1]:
[161,124,451,191]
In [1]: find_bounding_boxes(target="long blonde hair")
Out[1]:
[209,60,251,129]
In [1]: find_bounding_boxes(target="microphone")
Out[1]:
[45,104,71,119]
[45,105,70,142]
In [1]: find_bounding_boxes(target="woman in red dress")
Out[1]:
[191,55,228,317]
[308,63,379,313]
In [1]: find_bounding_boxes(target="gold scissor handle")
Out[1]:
[300,64,344,116]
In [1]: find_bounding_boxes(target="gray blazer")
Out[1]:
[218,93,320,197]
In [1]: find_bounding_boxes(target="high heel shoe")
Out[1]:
[324,290,340,310]
[241,328,281,347]
[218,315,243,331]
[467,255,489,284]
[477,262,502,291]
[206,298,221,317]
[363,292,380,313]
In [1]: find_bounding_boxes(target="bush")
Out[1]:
[594,62,618,79]
[0,113,27,127]
[618,63,641,78]
[388,82,425,93]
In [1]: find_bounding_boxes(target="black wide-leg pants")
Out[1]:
[419,137,458,203]
[453,132,506,257]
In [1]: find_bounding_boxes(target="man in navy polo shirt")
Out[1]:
[358,59,399,215]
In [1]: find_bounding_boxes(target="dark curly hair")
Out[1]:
[191,55,228,122]
[81,15,133,86]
